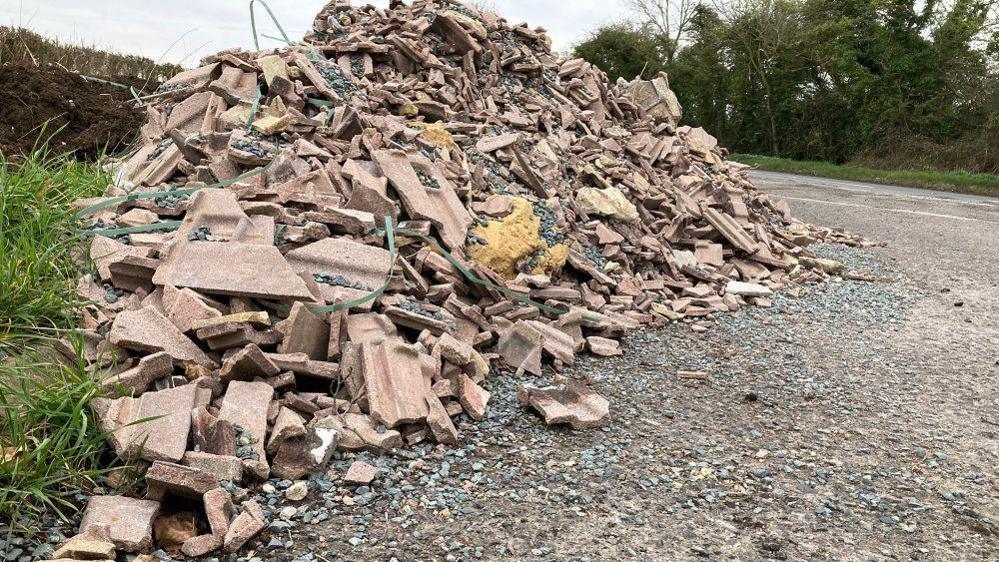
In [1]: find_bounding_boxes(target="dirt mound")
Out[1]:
[0,64,145,160]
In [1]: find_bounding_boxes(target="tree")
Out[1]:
[626,0,700,63]
[668,5,732,141]
[713,0,806,157]
[572,23,666,82]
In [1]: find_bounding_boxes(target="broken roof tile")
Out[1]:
[517,381,610,429]
[277,302,330,359]
[322,412,403,452]
[372,149,471,249]
[456,373,489,420]
[167,287,224,333]
[109,307,216,368]
[359,338,432,428]
[79,496,160,553]
[90,236,153,281]
[154,242,314,301]
[217,381,274,480]
[496,321,543,376]
[524,319,578,365]
[92,383,199,463]
[223,499,265,553]
[146,460,219,500]
[285,238,391,307]
[219,343,280,382]
[100,351,173,395]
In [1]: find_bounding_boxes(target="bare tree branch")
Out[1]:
[626,0,700,63]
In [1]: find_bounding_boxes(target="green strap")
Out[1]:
[245,86,263,133]
[130,86,145,107]
[76,158,277,219]
[261,33,291,44]
[250,0,293,51]
[248,0,323,62]
[78,74,147,106]
[307,98,337,124]
[79,75,135,90]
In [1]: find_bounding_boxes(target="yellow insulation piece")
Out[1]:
[466,198,568,279]
[415,123,457,149]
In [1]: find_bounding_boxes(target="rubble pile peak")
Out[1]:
[65,0,866,557]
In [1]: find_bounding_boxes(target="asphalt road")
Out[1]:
[749,170,999,326]
[750,171,999,207]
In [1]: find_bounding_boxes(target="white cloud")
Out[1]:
[1,0,633,66]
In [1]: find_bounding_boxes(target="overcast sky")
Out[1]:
[2,0,631,67]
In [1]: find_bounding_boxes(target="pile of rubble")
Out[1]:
[63,0,865,558]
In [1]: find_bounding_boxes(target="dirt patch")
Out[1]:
[0,64,146,160]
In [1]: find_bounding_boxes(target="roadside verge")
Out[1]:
[731,154,999,197]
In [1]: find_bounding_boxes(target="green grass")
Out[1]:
[0,346,116,529]
[731,154,999,197]
[0,149,108,350]
[0,148,116,532]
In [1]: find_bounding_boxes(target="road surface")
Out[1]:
[751,170,999,207]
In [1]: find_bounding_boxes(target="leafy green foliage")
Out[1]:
[0,345,115,530]
[572,23,666,82]
[0,149,119,532]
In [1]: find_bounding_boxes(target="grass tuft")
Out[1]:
[731,154,999,197]
[0,148,108,352]
[0,344,113,529]
[0,148,115,533]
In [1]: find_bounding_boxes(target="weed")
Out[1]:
[0,342,114,531]
[0,147,108,352]
[0,26,181,83]
[0,146,117,533]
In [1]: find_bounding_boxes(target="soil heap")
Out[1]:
[0,65,145,159]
